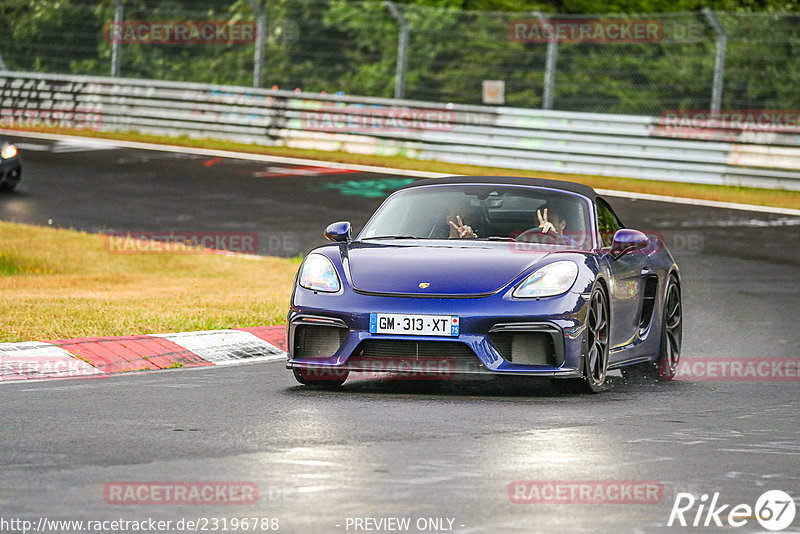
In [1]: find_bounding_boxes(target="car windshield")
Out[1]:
[359,184,593,250]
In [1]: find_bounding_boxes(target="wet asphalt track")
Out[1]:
[0,135,799,533]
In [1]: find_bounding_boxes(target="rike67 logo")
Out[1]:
[668,490,796,531]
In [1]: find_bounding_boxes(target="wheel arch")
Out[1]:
[664,267,682,303]
[593,273,610,298]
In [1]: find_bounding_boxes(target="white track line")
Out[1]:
[3,129,799,216]
[595,188,800,216]
[0,129,446,178]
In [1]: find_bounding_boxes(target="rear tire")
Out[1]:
[551,285,609,394]
[292,367,349,388]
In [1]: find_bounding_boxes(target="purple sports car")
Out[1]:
[287,176,682,393]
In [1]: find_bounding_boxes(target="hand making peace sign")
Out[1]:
[448,215,477,238]
[537,208,557,234]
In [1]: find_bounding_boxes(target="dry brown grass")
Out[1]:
[0,222,298,342]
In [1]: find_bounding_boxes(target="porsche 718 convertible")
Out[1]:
[287,176,682,393]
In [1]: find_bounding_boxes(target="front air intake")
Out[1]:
[489,331,556,366]
[293,324,347,358]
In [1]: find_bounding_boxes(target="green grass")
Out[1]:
[0,222,298,343]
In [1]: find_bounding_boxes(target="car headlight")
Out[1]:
[299,254,340,292]
[1,144,17,159]
[513,260,578,298]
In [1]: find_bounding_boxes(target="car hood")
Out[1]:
[346,242,549,296]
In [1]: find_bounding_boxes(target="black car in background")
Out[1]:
[0,140,21,191]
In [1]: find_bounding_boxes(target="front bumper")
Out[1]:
[286,287,591,378]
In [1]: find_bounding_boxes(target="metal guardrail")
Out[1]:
[1,71,799,190]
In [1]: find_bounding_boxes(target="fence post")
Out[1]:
[533,11,557,110]
[702,8,726,113]
[247,0,266,88]
[386,1,409,100]
[111,0,124,77]
[0,52,7,70]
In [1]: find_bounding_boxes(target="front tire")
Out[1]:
[551,285,610,394]
[657,276,682,380]
[0,168,21,192]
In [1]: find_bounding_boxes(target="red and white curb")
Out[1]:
[0,326,286,382]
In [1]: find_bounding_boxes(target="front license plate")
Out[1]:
[369,313,459,337]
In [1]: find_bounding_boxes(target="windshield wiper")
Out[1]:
[361,235,419,240]
[482,236,516,241]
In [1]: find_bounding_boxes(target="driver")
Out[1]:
[525,203,581,247]
[537,207,565,236]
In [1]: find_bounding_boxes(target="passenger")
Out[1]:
[446,202,478,239]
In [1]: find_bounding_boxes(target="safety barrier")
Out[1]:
[1,71,798,190]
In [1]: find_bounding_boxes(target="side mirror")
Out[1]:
[610,229,648,258]
[324,221,351,242]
